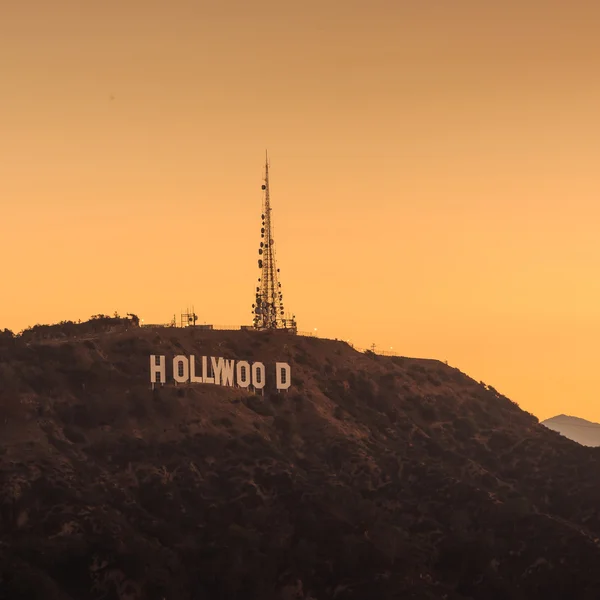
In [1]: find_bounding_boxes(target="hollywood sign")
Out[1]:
[150,355,291,390]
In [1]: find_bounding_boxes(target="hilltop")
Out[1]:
[542,414,600,447]
[2,317,600,599]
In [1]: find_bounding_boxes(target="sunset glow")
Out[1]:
[3,1,600,422]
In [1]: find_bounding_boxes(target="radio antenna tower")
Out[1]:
[252,152,297,332]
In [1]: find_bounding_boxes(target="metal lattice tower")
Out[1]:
[252,152,296,331]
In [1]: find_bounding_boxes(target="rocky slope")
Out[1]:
[542,414,600,447]
[1,318,600,599]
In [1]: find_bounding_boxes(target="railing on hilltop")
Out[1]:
[140,323,253,331]
[294,331,413,358]
[15,319,427,360]
[139,323,421,360]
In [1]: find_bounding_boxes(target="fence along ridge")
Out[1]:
[140,323,411,358]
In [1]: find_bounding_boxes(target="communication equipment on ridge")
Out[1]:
[251,152,297,333]
[180,306,198,328]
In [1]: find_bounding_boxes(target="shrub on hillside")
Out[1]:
[371,393,392,414]
[63,425,87,444]
[0,329,15,350]
[129,390,149,419]
[294,351,311,366]
[349,373,376,402]
[243,395,274,417]
[378,373,396,391]
[0,363,22,395]
[434,367,450,382]
[430,394,458,420]
[385,407,399,423]
[273,415,292,434]
[153,389,176,419]
[453,416,477,439]
[427,373,442,386]
[407,364,427,385]
[419,404,438,423]
[291,394,305,412]
[24,366,64,395]
[215,417,233,428]
[488,430,511,451]
[269,392,285,406]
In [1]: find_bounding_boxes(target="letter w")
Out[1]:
[221,359,235,387]
[211,357,235,386]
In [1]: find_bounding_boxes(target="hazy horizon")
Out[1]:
[3,0,600,423]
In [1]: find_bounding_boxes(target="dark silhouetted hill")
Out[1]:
[542,414,600,447]
[2,317,600,599]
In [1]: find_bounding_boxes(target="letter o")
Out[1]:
[251,362,266,389]
[173,355,189,383]
[236,361,250,388]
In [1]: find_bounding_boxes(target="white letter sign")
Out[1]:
[251,362,266,390]
[276,362,291,390]
[202,356,214,384]
[173,355,189,383]
[150,355,165,384]
[149,354,292,390]
[189,355,203,383]
[236,361,250,388]
[222,359,235,387]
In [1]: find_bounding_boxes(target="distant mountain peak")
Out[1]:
[542,414,600,446]
[544,414,600,426]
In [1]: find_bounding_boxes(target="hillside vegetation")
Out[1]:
[1,318,600,599]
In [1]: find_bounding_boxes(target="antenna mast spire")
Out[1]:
[252,152,296,332]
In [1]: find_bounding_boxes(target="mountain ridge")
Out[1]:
[2,317,600,599]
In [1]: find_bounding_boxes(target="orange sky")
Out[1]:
[2,1,600,423]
